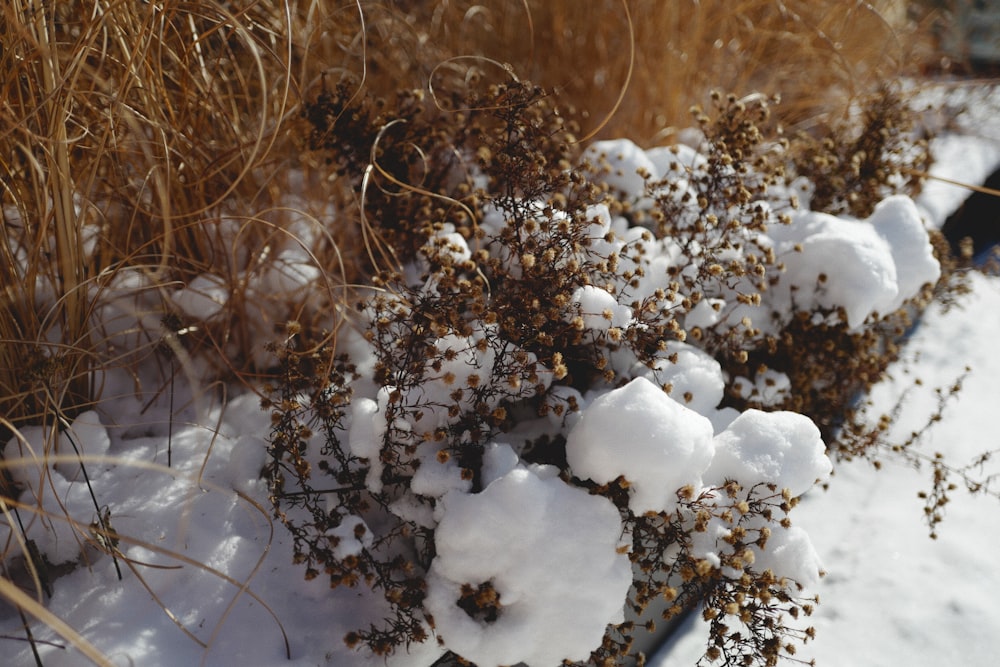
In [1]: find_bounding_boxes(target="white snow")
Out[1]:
[768,196,940,330]
[705,409,831,498]
[566,376,716,515]
[583,138,659,199]
[570,284,633,331]
[750,524,825,590]
[329,516,374,560]
[171,273,229,320]
[623,340,726,415]
[349,395,387,493]
[868,195,942,309]
[259,248,322,296]
[730,368,792,407]
[425,466,632,667]
[678,409,831,587]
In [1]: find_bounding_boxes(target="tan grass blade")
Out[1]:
[0,576,113,666]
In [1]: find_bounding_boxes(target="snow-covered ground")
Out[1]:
[3,87,1000,667]
[653,268,1000,667]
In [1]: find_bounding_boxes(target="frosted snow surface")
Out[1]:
[566,376,716,515]
[769,195,940,330]
[425,465,632,667]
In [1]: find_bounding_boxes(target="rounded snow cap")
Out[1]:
[425,467,631,666]
[706,408,831,497]
[566,376,716,515]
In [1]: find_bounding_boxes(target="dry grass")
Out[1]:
[0,0,934,426]
[400,0,924,143]
[2,0,291,422]
[0,0,961,663]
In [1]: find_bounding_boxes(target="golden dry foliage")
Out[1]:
[391,0,923,143]
[0,0,931,425]
[1,1,307,424]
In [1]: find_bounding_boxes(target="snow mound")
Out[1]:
[706,409,831,497]
[566,377,716,514]
[171,273,228,320]
[770,195,940,330]
[426,465,631,667]
[868,195,941,305]
[571,284,633,331]
[752,524,825,589]
[583,138,658,199]
[626,341,726,415]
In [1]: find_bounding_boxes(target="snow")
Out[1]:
[730,368,791,407]
[768,195,940,330]
[171,273,229,320]
[2,411,118,566]
[749,524,824,590]
[570,284,633,331]
[566,377,716,515]
[583,138,659,198]
[3,98,999,667]
[674,409,832,587]
[652,88,1000,665]
[329,516,374,561]
[706,409,831,498]
[260,249,323,296]
[425,465,631,667]
[349,396,387,493]
[422,224,473,265]
[644,143,707,180]
[618,341,726,416]
[869,195,943,310]
[794,270,1000,666]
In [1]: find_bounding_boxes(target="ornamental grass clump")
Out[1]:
[0,0,326,434]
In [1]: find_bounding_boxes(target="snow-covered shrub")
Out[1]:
[266,79,947,666]
[1,3,978,665]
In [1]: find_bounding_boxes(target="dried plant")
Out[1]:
[2,1,985,665]
[267,76,928,663]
